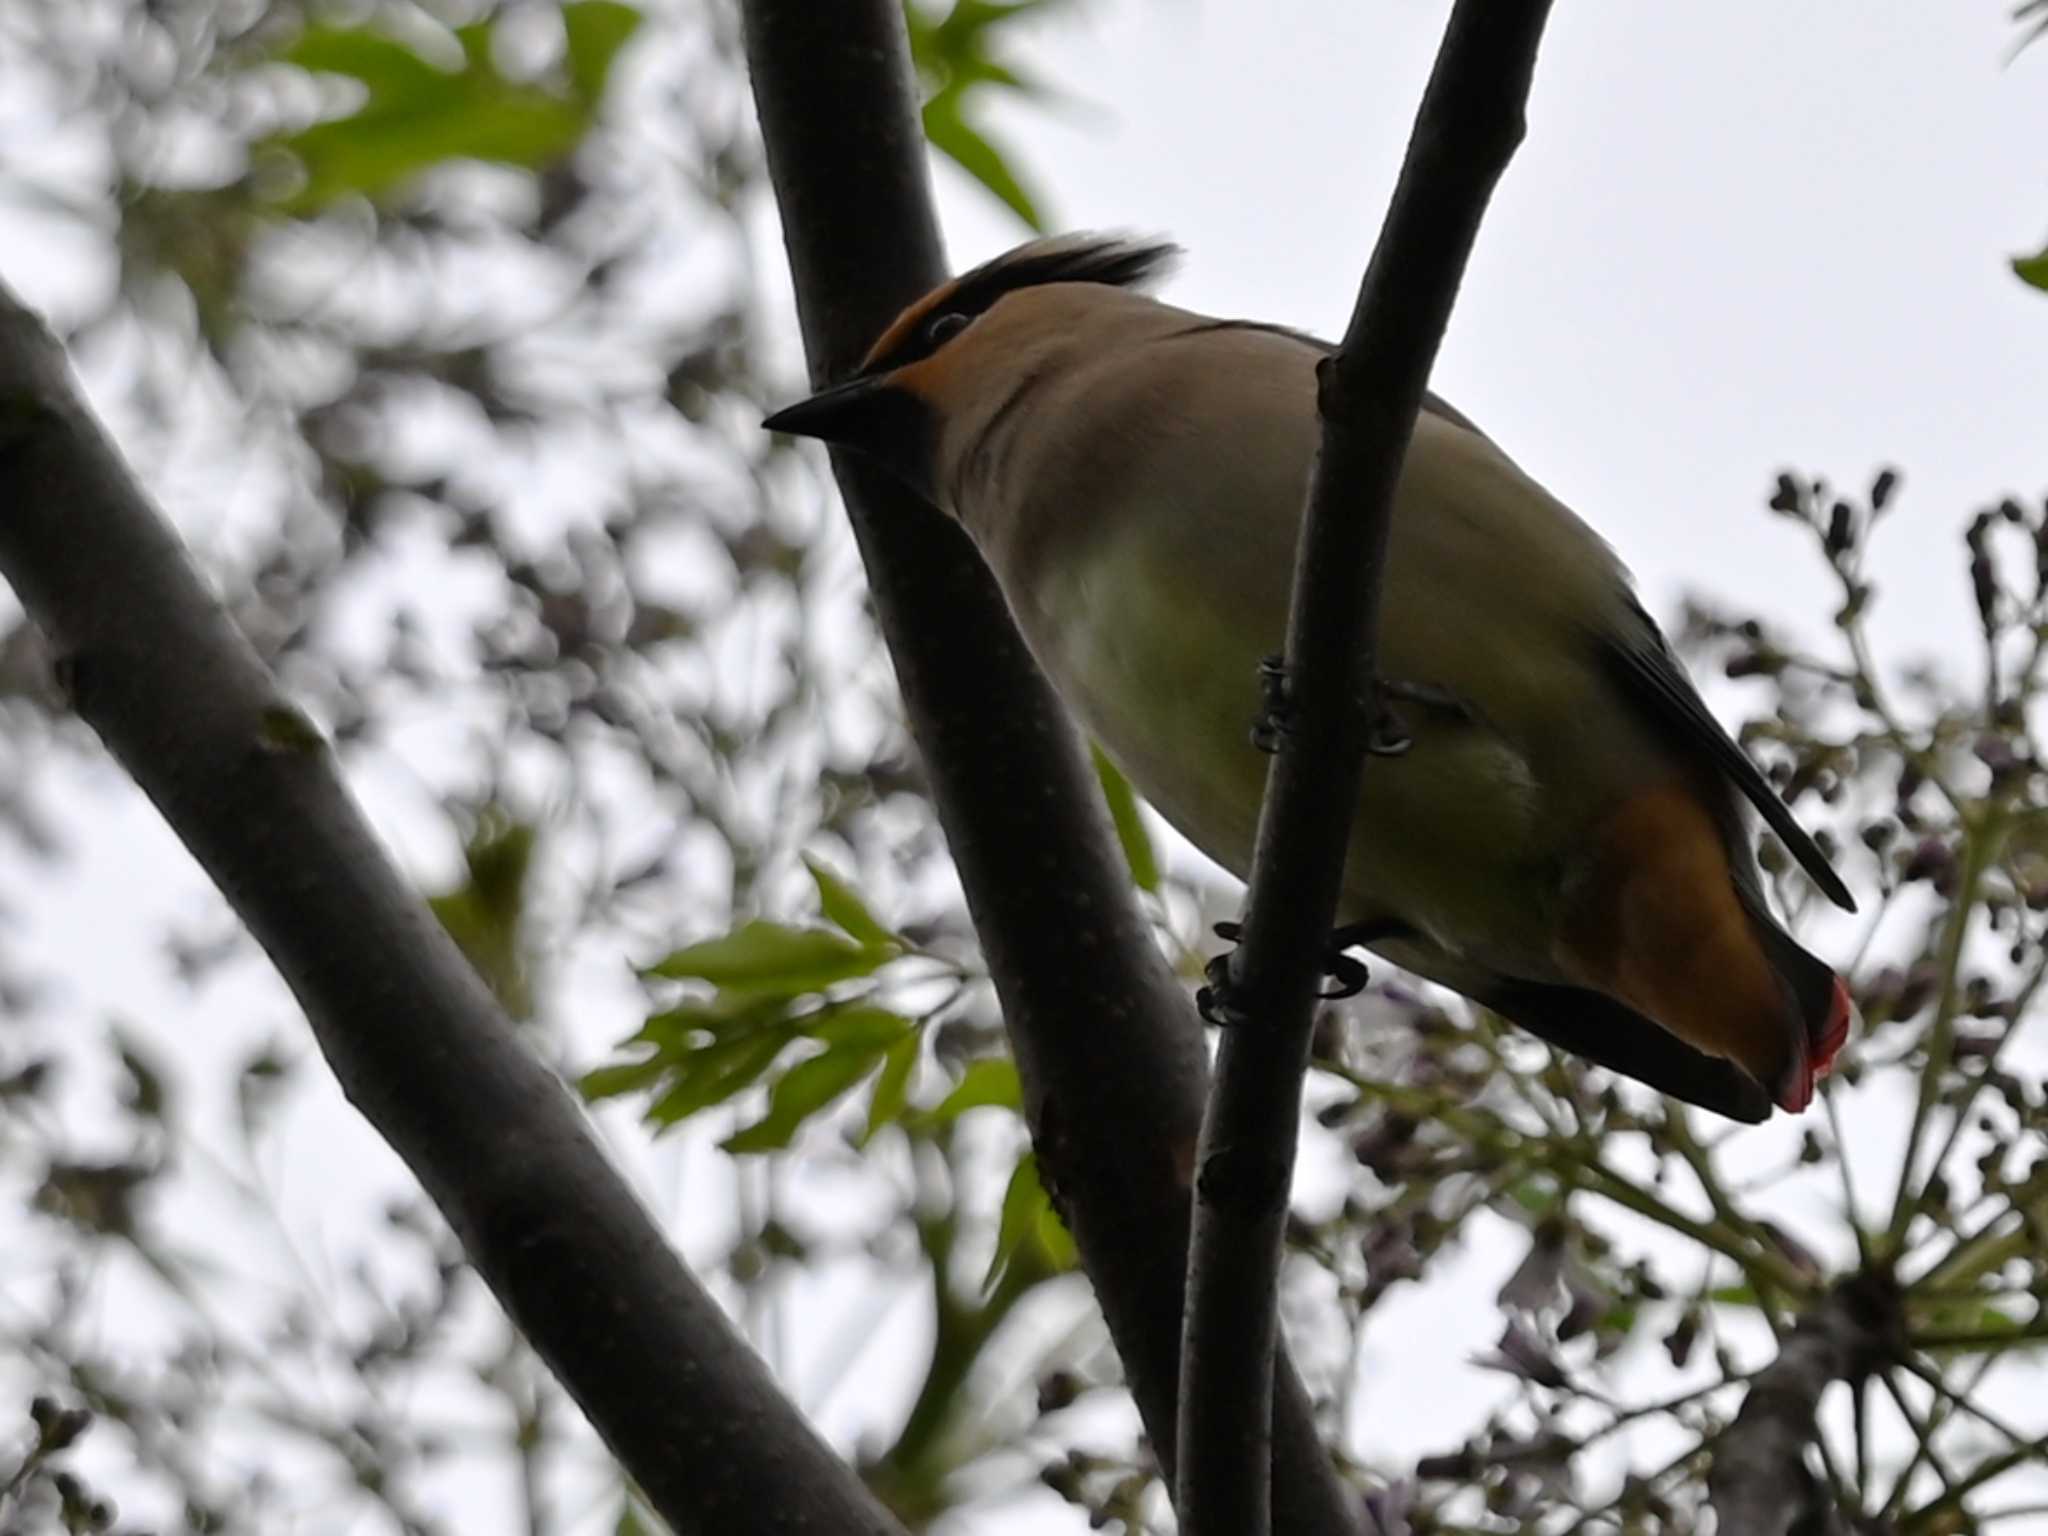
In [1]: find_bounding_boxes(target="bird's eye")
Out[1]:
[924,311,971,348]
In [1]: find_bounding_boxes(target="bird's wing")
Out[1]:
[1476,978,1773,1122]
[1598,598,1855,912]
[1155,318,1487,440]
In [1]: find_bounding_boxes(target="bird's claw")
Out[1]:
[1198,918,1373,1024]
[1196,952,1255,1027]
[1320,950,1371,999]
[1251,656,1472,758]
[1367,678,1475,757]
[1250,654,1293,754]
[1366,708,1412,757]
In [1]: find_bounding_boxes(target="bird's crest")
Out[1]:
[859,233,1181,375]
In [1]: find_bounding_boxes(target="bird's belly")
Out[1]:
[1017,523,1566,978]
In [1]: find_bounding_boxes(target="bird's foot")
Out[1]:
[1197,918,1400,1025]
[1251,655,1473,758]
[1249,654,1294,754]
[1195,943,1257,1027]
[1366,678,1476,757]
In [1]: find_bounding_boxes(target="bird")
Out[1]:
[763,233,1856,1123]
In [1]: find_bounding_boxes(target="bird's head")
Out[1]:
[762,233,1181,512]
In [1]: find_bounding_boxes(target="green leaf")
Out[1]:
[724,1044,882,1153]
[646,1027,794,1125]
[802,1005,915,1050]
[903,0,1059,230]
[804,856,897,947]
[1708,1283,1763,1310]
[274,87,585,212]
[429,809,538,1019]
[614,1492,663,1536]
[1503,1175,1564,1222]
[633,993,778,1049]
[911,0,1063,76]
[260,12,625,213]
[984,1151,1075,1292]
[1091,746,1159,892]
[561,1,644,102]
[921,1056,1022,1126]
[577,1055,670,1102]
[2013,243,2048,294]
[258,705,327,755]
[1037,1193,1078,1272]
[864,1029,921,1145]
[275,26,451,106]
[453,20,496,68]
[646,921,896,994]
[922,90,1044,231]
[113,1029,168,1122]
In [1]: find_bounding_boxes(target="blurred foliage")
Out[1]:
[1093,745,1162,893]
[0,0,1102,1529]
[2,4,2045,1536]
[258,2,642,213]
[2014,243,2048,294]
[904,0,1066,231]
[2016,0,2048,57]
[2013,1,2047,293]
[0,1397,118,1534]
[428,804,540,1018]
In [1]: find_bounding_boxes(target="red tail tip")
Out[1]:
[1776,976,1854,1115]
[1813,976,1853,1078]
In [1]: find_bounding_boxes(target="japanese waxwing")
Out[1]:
[764,234,1856,1123]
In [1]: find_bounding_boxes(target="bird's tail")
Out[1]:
[1558,784,1852,1115]
[1743,900,1853,1113]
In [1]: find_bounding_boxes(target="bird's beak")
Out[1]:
[761,376,891,445]
[762,374,937,503]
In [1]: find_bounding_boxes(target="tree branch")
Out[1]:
[0,285,903,1536]
[740,3,1358,1531]
[1709,1274,1901,1536]
[1177,6,1553,1533]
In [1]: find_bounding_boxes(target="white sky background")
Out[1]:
[4,2,2046,1533]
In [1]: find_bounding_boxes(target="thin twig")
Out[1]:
[1892,1353,2033,1446]
[1904,934,2048,1240]
[1176,4,1555,1525]
[1877,1370,1963,1509]
[1882,1353,1999,1521]
[1904,1434,2048,1529]
[1884,821,1996,1255]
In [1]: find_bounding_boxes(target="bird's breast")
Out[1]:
[1010,494,1563,976]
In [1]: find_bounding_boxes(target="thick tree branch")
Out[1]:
[1178,6,1553,1533]
[0,285,902,1536]
[740,3,1358,1532]
[1709,1275,1901,1536]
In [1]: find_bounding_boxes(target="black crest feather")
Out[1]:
[953,233,1182,304]
[860,233,1181,374]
